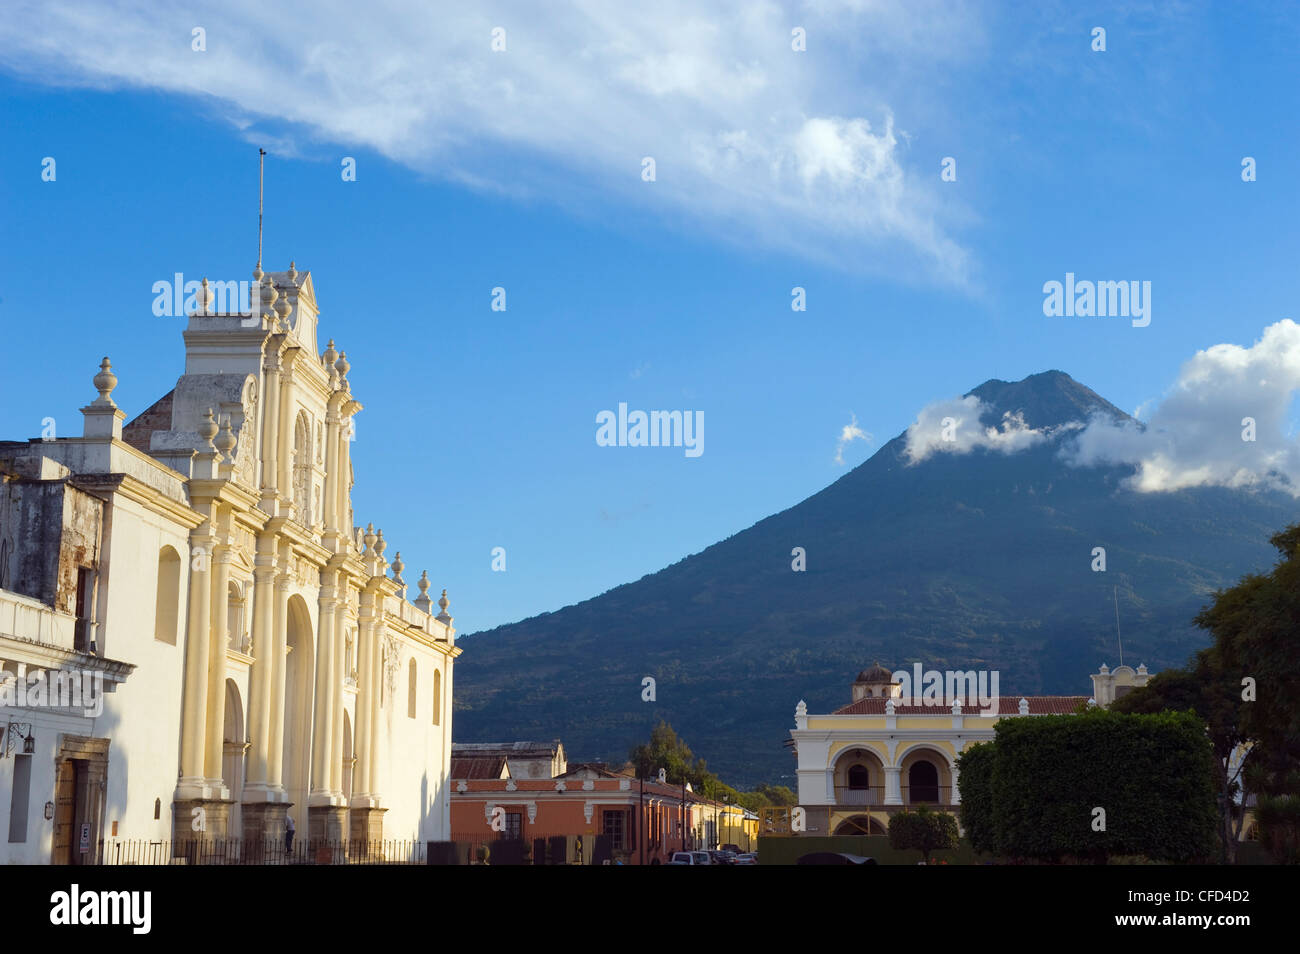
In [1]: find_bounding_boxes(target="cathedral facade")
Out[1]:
[0,263,459,863]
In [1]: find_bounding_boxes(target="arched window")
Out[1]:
[847,764,870,790]
[432,669,441,725]
[407,659,417,719]
[227,581,244,650]
[154,547,181,644]
[908,761,940,803]
[293,412,311,524]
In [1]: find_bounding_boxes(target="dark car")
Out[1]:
[709,850,738,865]
[796,852,877,865]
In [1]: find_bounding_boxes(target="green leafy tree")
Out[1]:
[1255,795,1300,864]
[1193,525,1300,804]
[888,804,959,864]
[990,708,1217,863]
[1113,522,1300,863]
[1111,657,1249,863]
[955,743,996,856]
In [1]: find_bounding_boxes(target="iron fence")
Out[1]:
[96,838,427,865]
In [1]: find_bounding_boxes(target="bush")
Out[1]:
[956,742,996,855]
[1256,794,1300,864]
[888,804,959,864]
[989,708,1217,863]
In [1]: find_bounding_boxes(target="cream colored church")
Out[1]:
[0,262,460,863]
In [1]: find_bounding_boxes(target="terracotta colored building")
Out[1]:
[449,752,727,864]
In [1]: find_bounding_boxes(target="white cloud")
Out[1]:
[834,413,872,465]
[0,0,978,281]
[902,395,1059,463]
[1063,320,1300,495]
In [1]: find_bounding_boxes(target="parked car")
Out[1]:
[734,852,758,865]
[670,851,713,865]
[796,852,877,865]
[720,843,742,853]
[709,850,737,865]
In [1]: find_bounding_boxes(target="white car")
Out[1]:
[670,851,713,865]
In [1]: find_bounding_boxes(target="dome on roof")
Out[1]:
[854,662,894,684]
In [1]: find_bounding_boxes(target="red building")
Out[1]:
[449,748,725,864]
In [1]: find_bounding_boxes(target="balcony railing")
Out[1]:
[902,784,954,806]
[834,785,884,805]
[835,785,955,806]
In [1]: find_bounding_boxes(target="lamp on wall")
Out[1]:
[4,722,34,757]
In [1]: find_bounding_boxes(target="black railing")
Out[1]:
[96,838,426,865]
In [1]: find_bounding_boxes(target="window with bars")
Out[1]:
[603,809,627,851]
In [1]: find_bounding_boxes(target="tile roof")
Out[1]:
[449,756,509,779]
[831,696,1089,716]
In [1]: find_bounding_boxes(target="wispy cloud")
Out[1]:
[834,413,872,465]
[0,0,978,281]
[902,395,1061,463]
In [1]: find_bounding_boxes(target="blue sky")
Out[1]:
[1,2,1297,634]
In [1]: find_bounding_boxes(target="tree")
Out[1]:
[955,743,996,856]
[1111,657,1250,863]
[889,805,958,864]
[1114,522,1300,863]
[1193,524,1300,806]
[628,720,701,785]
[989,708,1216,863]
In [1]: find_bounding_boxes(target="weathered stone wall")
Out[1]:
[0,469,101,612]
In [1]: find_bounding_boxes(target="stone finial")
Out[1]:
[336,351,350,379]
[1018,697,1029,715]
[795,699,807,719]
[197,277,214,315]
[286,260,298,282]
[437,588,450,617]
[215,416,237,457]
[198,408,219,447]
[885,697,896,715]
[1136,663,1148,675]
[322,339,338,368]
[273,291,291,322]
[951,698,962,715]
[417,570,430,600]
[391,551,405,585]
[260,275,279,310]
[363,522,377,553]
[1098,662,1110,674]
[374,529,387,558]
[92,357,118,406]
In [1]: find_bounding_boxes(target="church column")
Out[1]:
[246,536,276,789]
[337,410,353,537]
[260,353,281,508]
[353,598,374,797]
[367,606,384,797]
[311,575,337,795]
[884,766,903,806]
[323,403,341,535]
[266,554,291,790]
[329,591,347,794]
[204,536,233,786]
[276,361,296,512]
[178,529,213,787]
